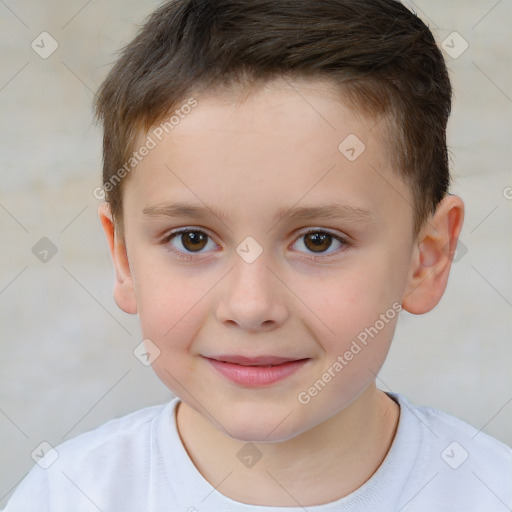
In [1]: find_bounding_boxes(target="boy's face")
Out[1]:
[109,79,420,441]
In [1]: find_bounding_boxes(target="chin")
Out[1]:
[216,401,312,444]
[225,422,298,444]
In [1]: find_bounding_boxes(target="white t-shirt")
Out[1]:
[4,392,512,511]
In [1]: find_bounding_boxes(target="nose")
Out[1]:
[214,253,289,332]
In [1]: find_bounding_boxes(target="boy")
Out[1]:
[5,0,512,510]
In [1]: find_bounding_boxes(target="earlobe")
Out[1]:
[402,195,464,315]
[98,203,138,315]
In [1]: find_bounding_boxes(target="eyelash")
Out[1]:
[161,227,351,262]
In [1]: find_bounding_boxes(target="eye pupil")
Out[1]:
[182,231,207,251]
[304,233,332,253]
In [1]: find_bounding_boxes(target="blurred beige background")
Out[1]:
[1,0,511,506]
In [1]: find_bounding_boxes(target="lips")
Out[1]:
[203,355,310,387]
[209,355,304,366]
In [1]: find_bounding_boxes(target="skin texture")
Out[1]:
[99,78,464,506]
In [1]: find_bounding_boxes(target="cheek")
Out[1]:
[290,255,402,371]
[295,260,398,333]
[133,267,212,394]
[295,272,400,415]
[130,254,210,346]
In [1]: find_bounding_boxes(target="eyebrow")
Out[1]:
[142,201,376,225]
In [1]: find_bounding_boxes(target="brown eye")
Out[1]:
[303,232,333,253]
[179,231,208,252]
[166,229,216,256]
[291,230,347,257]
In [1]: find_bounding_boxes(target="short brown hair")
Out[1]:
[94,0,452,236]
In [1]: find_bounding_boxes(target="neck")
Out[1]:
[176,383,400,507]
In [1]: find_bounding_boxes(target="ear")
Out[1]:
[402,194,464,314]
[98,202,137,314]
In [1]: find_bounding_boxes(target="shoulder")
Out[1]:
[59,401,168,452]
[391,393,512,508]
[53,399,178,472]
[39,401,171,472]
[401,393,512,457]
[4,400,178,512]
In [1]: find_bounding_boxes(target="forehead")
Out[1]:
[123,78,412,230]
